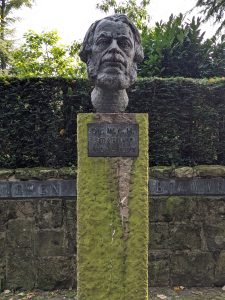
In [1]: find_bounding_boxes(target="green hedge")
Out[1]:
[0,77,225,168]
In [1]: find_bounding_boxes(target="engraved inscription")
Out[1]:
[149,178,225,195]
[0,180,73,199]
[88,123,139,157]
[0,183,10,197]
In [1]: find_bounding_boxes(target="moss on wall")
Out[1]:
[77,113,148,300]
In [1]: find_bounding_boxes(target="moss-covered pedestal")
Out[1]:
[77,113,149,300]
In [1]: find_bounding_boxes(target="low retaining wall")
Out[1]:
[1,166,225,290]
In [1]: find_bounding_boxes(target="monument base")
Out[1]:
[77,113,149,300]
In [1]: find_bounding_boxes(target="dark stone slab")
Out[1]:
[0,180,75,199]
[1,178,225,199]
[150,178,225,195]
[170,251,215,287]
[88,123,139,157]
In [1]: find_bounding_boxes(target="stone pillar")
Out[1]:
[77,113,149,300]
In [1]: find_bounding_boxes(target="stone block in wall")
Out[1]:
[35,230,65,257]
[150,223,169,250]
[150,196,198,223]
[203,222,225,251]
[6,255,36,290]
[36,199,63,229]
[214,251,225,286]
[197,197,225,223]
[194,165,225,178]
[0,232,5,257]
[164,196,199,222]
[63,200,76,255]
[5,200,35,220]
[37,256,75,290]
[149,251,170,286]
[170,251,215,287]
[150,197,168,222]
[0,263,6,291]
[0,202,7,232]
[6,219,34,256]
[150,166,173,179]
[169,224,202,250]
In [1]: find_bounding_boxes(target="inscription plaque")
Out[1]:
[0,180,76,199]
[88,123,139,157]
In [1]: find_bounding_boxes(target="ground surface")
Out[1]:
[1,288,225,299]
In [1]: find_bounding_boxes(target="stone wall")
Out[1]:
[1,166,225,290]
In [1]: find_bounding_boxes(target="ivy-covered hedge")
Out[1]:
[0,77,225,168]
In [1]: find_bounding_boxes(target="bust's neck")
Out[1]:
[91,87,128,113]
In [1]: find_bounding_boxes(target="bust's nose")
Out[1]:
[108,39,120,53]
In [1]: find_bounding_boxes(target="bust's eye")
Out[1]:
[96,37,111,46]
[118,39,132,49]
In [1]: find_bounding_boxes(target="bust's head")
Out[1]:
[79,14,144,91]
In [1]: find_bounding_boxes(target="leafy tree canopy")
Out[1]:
[0,0,34,70]
[11,30,86,78]
[195,0,225,35]
[140,13,225,78]
[96,0,150,31]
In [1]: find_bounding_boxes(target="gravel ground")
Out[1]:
[1,288,225,300]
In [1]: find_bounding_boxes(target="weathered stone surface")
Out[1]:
[150,197,168,222]
[6,200,35,220]
[0,202,6,232]
[150,166,173,179]
[6,219,34,255]
[0,233,5,257]
[173,167,194,178]
[169,224,202,250]
[215,251,225,286]
[0,169,14,180]
[6,255,36,290]
[149,259,169,287]
[15,168,59,180]
[37,256,75,290]
[35,230,65,257]
[170,251,215,286]
[194,165,225,178]
[204,222,225,251]
[150,223,169,250]
[63,200,76,255]
[36,199,63,229]
[149,251,170,287]
[58,167,76,179]
[77,113,149,300]
[165,196,198,222]
[197,197,225,223]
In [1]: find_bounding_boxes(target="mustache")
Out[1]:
[101,54,127,68]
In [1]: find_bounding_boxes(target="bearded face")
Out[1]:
[87,19,137,90]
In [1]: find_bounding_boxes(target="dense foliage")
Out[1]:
[11,30,86,78]
[140,14,225,78]
[0,0,34,71]
[0,77,225,168]
[96,0,150,31]
[195,0,225,34]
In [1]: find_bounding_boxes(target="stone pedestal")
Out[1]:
[77,113,149,300]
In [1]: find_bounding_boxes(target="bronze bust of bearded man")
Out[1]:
[79,14,144,113]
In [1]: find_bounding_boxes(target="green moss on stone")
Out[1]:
[77,113,148,300]
[174,167,194,178]
[194,165,225,178]
[0,169,14,179]
[166,196,185,217]
[150,166,173,179]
